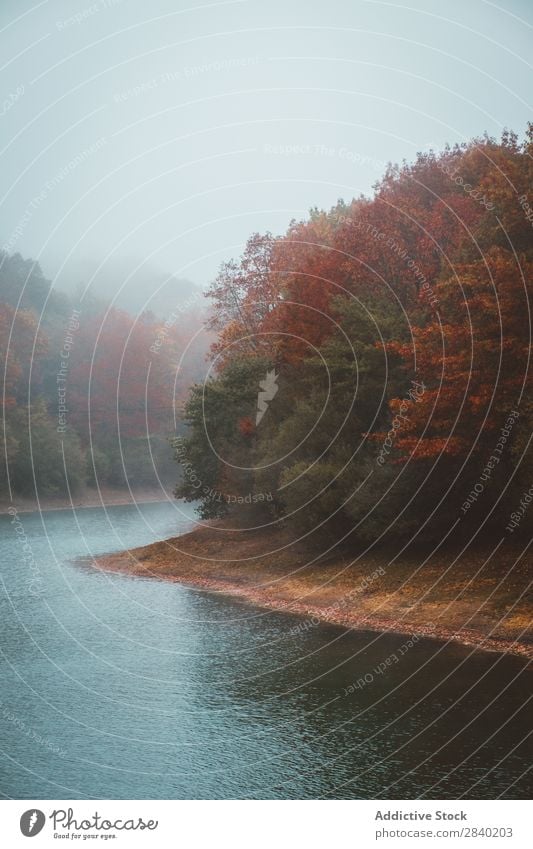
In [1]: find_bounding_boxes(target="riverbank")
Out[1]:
[0,487,172,515]
[95,521,533,660]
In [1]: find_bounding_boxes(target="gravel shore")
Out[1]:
[92,520,533,660]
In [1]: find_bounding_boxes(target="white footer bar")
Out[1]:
[1,799,530,848]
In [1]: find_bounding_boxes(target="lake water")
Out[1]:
[0,501,531,799]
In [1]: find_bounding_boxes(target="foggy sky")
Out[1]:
[0,0,531,314]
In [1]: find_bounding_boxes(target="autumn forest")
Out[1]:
[1,128,531,548]
[1,256,207,500]
[176,127,533,546]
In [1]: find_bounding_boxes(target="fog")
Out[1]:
[0,0,531,314]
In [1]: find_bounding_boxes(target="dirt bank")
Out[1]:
[94,521,533,659]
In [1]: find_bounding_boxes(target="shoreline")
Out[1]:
[0,488,173,516]
[93,521,533,661]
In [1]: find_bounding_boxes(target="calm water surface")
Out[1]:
[0,501,531,799]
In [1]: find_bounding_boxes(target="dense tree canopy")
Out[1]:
[176,127,532,544]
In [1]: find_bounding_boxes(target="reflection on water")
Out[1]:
[0,501,531,799]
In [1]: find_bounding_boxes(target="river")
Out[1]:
[0,501,531,799]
